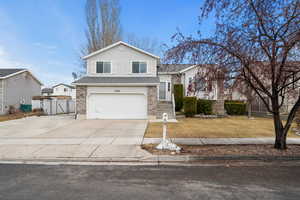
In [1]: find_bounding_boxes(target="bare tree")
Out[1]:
[85,0,102,54]
[99,0,122,47]
[75,0,122,76]
[165,0,300,149]
[126,33,162,55]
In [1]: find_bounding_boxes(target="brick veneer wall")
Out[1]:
[147,86,157,117]
[76,86,87,114]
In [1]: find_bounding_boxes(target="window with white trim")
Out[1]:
[96,61,111,73]
[132,61,147,73]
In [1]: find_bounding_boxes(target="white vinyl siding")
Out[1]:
[86,43,157,76]
[52,85,76,99]
[2,72,41,115]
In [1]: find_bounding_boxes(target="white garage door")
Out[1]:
[87,93,147,119]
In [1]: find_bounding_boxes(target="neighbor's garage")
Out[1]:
[87,87,147,119]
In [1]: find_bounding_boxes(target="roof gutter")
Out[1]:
[72,82,160,86]
[158,72,180,75]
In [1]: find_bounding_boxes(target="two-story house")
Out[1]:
[52,83,76,99]
[73,41,160,119]
[73,41,224,120]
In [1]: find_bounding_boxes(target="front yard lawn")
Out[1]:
[145,116,300,138]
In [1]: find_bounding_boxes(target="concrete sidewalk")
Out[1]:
[0,137,300,164]
[143,137,300,145]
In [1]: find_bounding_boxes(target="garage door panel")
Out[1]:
[88,93,147,119]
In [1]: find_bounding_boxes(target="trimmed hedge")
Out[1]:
[224,101,247,115]
[174,84,184,111]
[197,99,215,115]
[183,97,197,117]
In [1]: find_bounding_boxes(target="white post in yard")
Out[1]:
[156,113,181,151]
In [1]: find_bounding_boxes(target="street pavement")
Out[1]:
[0,164,299,200]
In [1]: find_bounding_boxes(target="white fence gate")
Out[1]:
[32,99,75,115]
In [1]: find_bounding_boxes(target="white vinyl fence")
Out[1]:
[32,99,75,115]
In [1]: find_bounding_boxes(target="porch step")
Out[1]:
[156,101,175,119]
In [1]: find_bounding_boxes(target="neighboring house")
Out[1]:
[157,64,220,101]
[73,41,224,120]
[41,88,53,96]
[0,68,42,115]
[52,83,76,99]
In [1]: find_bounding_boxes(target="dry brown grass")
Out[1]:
[0,112,43,122]
[145,116,300,138]
[142,144,300,156]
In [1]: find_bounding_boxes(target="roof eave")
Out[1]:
[158,72,180,75]
[72,82,159,86]
[0,69,43,85]
[179,65,197,73]
[82,41,160,60]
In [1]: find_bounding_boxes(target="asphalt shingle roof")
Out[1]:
[73,76,160,84]
[0,68,25,78]
[41,88,53,94]
[52,83,75,89]
[157,64,194,73]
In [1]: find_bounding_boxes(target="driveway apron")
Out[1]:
[0,116,151,161]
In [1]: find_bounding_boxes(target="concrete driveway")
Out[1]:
[0,115,151,161]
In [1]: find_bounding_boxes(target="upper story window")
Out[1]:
[96,61,111,73]
[132,61,147,73]
[64,88,67,92]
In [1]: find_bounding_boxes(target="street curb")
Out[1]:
[186,155,300,161]
[1,155,300,165]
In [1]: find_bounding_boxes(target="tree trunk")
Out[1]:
[247,100,252,118]
[273,111,287,150]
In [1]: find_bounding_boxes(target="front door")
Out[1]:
[159,82,166,100]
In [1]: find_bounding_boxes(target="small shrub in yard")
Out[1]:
[174,84,184,111]
[183,97,197,117]
[197,99,215,115]
[224,101,246,115]
[8,105,18,114]
[32,108,43,112]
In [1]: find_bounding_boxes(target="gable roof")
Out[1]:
[157,64,194,74]
[82,41,160,60]
[0,68,43,85]
[41,88,53,94]
[52,83,75,89]
[0,68,26,78]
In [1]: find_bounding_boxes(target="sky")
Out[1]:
[0,0,214,87]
